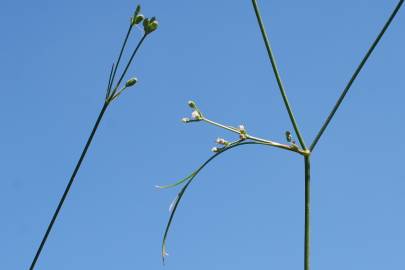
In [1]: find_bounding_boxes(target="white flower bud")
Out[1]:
[216,138,228,145]
[239,125,246,132]
[181,117,191,123]
[191,110,201,120]
[211,147,219,153]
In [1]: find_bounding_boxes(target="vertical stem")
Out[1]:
[29,101,110,270]
[304,156,311,270]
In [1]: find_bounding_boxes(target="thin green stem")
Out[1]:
[110,33,148,97]
[161,140,296,263]
[304,156,311,270]
[108,25,133,93]
[29,101,109,270]
[201,116,308,155]
[310,0,404,152]
[105,63,115,99]
[202,117,239,133]
[251,0,307,150]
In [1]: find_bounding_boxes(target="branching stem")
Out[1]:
[201,116,309,156]
[251,0,307,150]
[29,23,151,270]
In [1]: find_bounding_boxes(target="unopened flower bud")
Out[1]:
[285,131,292,142]
[132,14,144,25]
[134,5,141,17]
[148,20,158,32]
[238,125,247,137]
[181,117,191,123]
[188,100,197,109]
[143,17,159,34]
[216,138,228,145]
[191,110,201,120]
[125,77,138,87]
[143,18,150,31]
[211,147,219,153]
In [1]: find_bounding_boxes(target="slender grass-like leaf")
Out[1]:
[161,141,272,263]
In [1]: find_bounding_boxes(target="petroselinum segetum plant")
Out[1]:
[28,5,158,270]
[158,0,404,268]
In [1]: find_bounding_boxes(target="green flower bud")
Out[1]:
[188,100,197,109]
[143,17,159,34]
[130,5,142,26]
[143,18,150,31]
[148,20,159,33]
[285,131,292,142]
[125,77,138,87]
[134,5,141,17]
[134,14,144,24]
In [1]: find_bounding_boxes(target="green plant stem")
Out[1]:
[201,117,308,155]
[304,156,311,270]
[29,101,110,270]
[110,33,148,97]
[108,25,133,94]
[251,0,307,150]
[310,0,404,152]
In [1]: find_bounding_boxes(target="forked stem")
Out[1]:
[201,116,309,156]
[251,0,307,150]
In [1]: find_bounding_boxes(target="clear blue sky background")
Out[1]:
[1,0,404,269]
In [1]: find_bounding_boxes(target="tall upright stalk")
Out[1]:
[304,156,311,270]
[28,7,158,269]
[29,102,109,270]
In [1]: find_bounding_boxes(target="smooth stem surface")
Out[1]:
[310,0,404,151]
[111,34,147,96]
[304,156,311,270]
[202,117,309,156]
[109,25,133,93]
[251,0,307,150]
[29,101,109,270]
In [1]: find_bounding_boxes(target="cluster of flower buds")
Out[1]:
[131,5,145,26]
[238,125,247,140]
[211,137,231,153]
[181,100,203,123]
[143,17,159,34]
[130,5,158,34]
[216,137,229,146]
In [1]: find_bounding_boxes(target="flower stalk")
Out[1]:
[159,0,404,268]
[29,5,158,269]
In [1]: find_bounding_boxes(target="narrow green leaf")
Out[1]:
[155,173,195,189]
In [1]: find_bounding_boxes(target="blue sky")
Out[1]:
[1,0,404,269]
